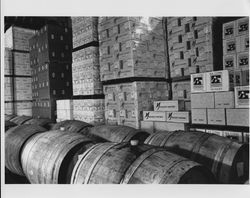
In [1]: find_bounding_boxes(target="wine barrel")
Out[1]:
[21,130,94,184]
[5,124,46,175]
[23,118,53,129]
[88,125,150,143]
[52,120,92,134]
[71,142,215,184]
[144,131,249,184]
[5,114,17,121]
[10,115,32,125]
[5,120,17,131]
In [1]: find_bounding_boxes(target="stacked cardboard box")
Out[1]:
[56,99,73,122]
[104,81,169,129]
[4,26,35,116]
[73,99,105,125]
[167,17,223,78]
[99,17,168,81]
[191,70,249,141]
[141,100,190,133]
[30,24,73,120]
[222,17,249,88]
[72,46,103,95]
[65,17,104,125]
[72,17,98,48]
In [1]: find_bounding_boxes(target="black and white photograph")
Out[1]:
[1,0,250,198]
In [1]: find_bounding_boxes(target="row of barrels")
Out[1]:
[5,116,249,184]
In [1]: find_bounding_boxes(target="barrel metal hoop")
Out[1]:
[190,133,213,160]
[212,141,234,182]
[144,131,167,145]
[159,159,192,184]
[121,147,166,184]
[159,131,176,147]
[84,142,125,184]
[71,143,105,184]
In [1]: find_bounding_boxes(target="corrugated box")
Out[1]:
[223,38,236,55]
[234,85,249,108]
[236,17,249,36]
[166,111,190,123]
[237,52,249,70]
[215,91,235,108]
[223,20,236,40]
[154,100,185,112]
[143,111,167,121]
[223,54,236,70]
[236,35,249,53]
[206,70,231,92]
[226,108,249,126]
[140,121,154,133]
[191,109,207,124]
[191,93,215,108]
[224,131,243,142]
[207,109,226,125]
[154,121,189,132]
[5,26,35,51]
[172,80,191,100]
[190,73,207,93]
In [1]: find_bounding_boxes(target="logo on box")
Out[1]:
[145,112,150,119]
[225,27,234,36]
[156,102,161,110]
[238,90,249,99]
[193,77,203,85]
[211,75,222,84]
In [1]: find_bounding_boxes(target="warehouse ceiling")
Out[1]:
[5,16,243,33]
[4,17,71,32]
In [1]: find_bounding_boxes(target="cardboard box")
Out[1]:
[223,38,236,55]
[154,100,185,112]
[234,85,249,108]
[226,108,249,126]
[191,109,207,124]
[166,111,190,123]
[223,54,236,70]
[236,17,249,36]
[206,70,231,92]
[207,109,226,125]
[223,20,236,40]
[237,52,249,70]
[215,91,235,108]
[191,93,215,108]
[143,111,167,121]
[224,131,243,142]
[236,35,249,53]
[154,121,189,132]
[191,73,207,93]
[140,121,154,133]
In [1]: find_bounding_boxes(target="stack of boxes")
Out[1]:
[99,17,169,129]
[29,24,73,121]
[141,100,190,133]
[56,99,73,122]
[167,17,224,106]
[191,70,249,143]
[56,17,104,124]
[223,17,249,87]
[4,26,35,116]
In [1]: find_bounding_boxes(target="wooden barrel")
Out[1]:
[71,142,215,184]
[144,131,249,184]
[88,125,150,143]
[52,120,93,134]
[5,120,17,131]
[5,124,46,175]
[5,114,17,121]
[23,118,53,129]
[10,115,32,125]
[21,130,94,184]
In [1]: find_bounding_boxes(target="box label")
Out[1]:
[143,111,166,121]
[166,112,190,123]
